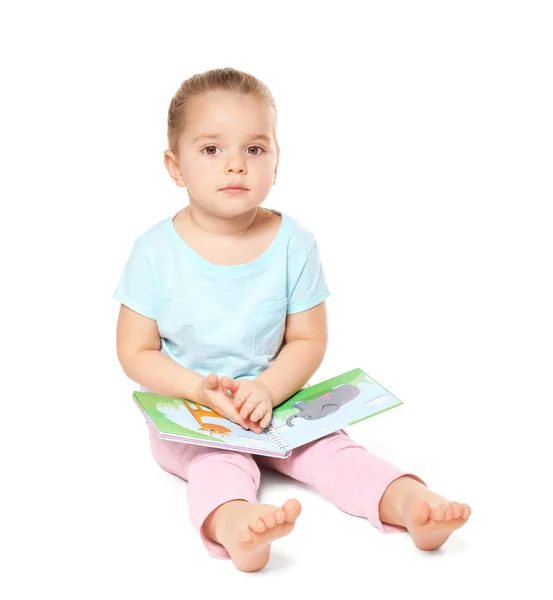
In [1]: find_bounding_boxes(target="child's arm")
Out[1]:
[116,304,205,403]
[255,301,328,407]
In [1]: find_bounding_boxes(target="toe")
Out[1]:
[444,507,455,521]
[283,499,302,523]
[261,512,277,529]
[450,502,463,519]
[240,529,253,543]
[250,518,267,534]
[463,506,471,519]
[431,506,446,521]
[412,500,432,525]
[275,509,286,524]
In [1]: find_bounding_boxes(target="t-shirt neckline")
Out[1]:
[165,209,289,273]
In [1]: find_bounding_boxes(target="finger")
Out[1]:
[250,403,267,423]
[260,413,272,429]
[238,415,251,430]
[221,376,239,395]
[240,396,258,419]
[238,416,251,430]
[235,391,251,409]
[226,406,250,430]
[249,421,263,434]
[206,373,219,389]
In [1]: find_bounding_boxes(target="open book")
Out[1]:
[133,368,403,458]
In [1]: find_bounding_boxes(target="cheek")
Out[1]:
[184,162,213,184]
[251,160,275,181]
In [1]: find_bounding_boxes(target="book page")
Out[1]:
[134,393,281,454]
[270,368,403,451]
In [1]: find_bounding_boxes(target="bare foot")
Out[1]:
[206,499,302,572]
[403,492,472,551]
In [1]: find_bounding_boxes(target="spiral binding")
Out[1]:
[266,425,290,454]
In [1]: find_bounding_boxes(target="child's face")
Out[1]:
[166,91,278,218]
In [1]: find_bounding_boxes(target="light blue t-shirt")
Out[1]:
[113,209,330,387]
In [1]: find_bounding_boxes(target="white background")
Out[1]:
[2,1,551,598]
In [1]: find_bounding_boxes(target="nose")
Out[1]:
[225,151,247,175]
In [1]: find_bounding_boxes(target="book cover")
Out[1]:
[133,368,404,458]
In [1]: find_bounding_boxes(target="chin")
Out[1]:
[217,198,263,212]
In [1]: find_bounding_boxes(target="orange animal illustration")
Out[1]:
[181,400,232,437]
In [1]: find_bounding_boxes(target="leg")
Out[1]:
[147,421,257,559]
[256,429,417,533]
[257,429,470,549]
[147,422,301,571]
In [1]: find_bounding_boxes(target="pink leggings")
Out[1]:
[147,422,426,559]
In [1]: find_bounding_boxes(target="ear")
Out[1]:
[164,149,187,188]
[273,152,279,185]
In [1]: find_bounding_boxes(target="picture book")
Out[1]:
[133,368,404,458]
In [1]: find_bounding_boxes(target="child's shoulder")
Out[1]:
[133,215,173,247]
[279,210,318,253]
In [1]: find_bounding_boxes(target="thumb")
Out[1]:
[221,376,239,394]
[204,373,219,389]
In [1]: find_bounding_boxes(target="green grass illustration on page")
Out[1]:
[272,367,370,425]
[135,395,230,443]
[134,367,404,458]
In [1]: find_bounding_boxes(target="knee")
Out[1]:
[148,426,190,476]
[189,449,262,488]
[298,430,368,481]
[301,428,359,457]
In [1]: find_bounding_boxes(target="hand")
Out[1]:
[221,377,274,433]
[196,373,252,430]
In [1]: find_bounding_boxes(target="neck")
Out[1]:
[182,203,264,238]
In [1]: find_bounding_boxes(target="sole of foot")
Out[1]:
[405,499,471,551]
[223,498,302,572]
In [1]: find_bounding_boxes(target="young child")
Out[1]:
[114,67,471,572]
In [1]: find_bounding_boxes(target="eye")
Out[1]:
[201,145,265,156]
[202,146,220,156]
[246,145,264,156]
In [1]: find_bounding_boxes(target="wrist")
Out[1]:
[254,376,277,407]
[194,375,209,406]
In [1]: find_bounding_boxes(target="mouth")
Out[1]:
[220,185,249,194]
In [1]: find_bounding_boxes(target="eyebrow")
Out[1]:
[191,133,272,144]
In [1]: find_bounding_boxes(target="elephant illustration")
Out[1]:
[285,384,360,427]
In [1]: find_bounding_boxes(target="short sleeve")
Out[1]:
[287,238,330,315]
[113,237,157,320]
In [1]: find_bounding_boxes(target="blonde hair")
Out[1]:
[167,67,280,173]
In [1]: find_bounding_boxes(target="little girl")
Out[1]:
[114,67,471,572]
